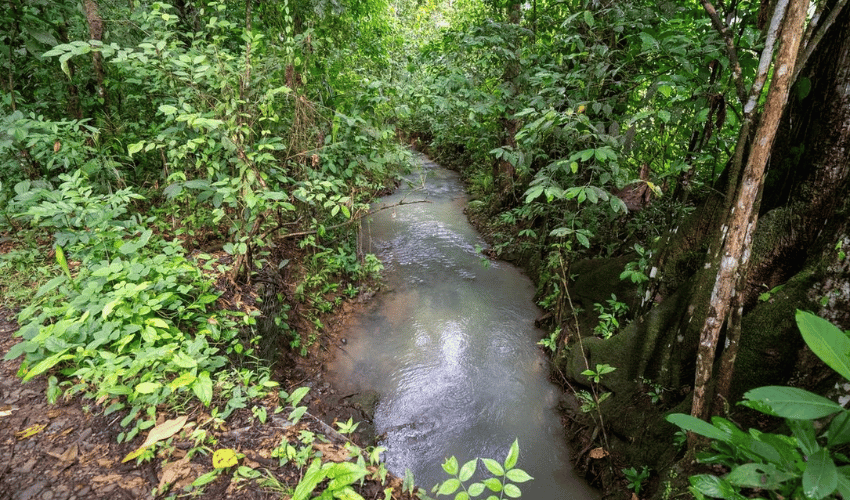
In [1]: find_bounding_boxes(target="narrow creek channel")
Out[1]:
[327,154,598,499]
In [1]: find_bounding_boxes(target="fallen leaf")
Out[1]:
[46,409,62,419]
[213,448,239,469]
[140,415,189,449]
[16,423,46,440]
[0,405,17,418]
[313,442,352,462]
[123,415,189,462]
[588,447,609,459]
[47,443,78,463]
[159,456,192,491]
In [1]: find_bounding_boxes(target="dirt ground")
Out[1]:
[0,301,412,500]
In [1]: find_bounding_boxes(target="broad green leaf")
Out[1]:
[192,371,213,405]
[796,310,850,382]
[289,386,310,406]
[483,478,502,492]
[503,483,522,498]
[192,470,219,487]
[468,482,485,496]
[689,474,739,499]
[505,468,533,483]
[135,381,162,394]
[828,410,850,447]
[742,386,842,419]
[836,467,850,500]
[504,439,519,470]
[292,459,326,500]
[22,349,73,382]
[787,418,819,456]
[666,413,731,442]
[437,478,461,496]
[803,448,837,499]
[169,372,196,390]
[459,459,477,482]
[482,458,504,476]
[725,463,795,489]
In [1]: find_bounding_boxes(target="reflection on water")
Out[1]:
[327,155,598,499]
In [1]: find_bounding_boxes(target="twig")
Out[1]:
[276,200,431,240]
[701,1,746,105]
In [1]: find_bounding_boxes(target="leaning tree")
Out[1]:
[563,0,850,468]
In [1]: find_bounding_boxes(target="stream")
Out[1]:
[327,154,598,499]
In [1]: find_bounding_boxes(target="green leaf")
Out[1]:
[689,474,738,499]
[796,310,850,381]
[505,468,533,483]
[836,467,850,500]
[741,386,842,419]
[135,381,162,394]
[192,470,219,487]
[483,478,502,492]
[192,371,213,405]
[665,414,731,442]
[828,410,850,447]
[787,418,819,456]
[22,349,73,382]
[726,463,795,489]
[803,448,838,499]
[504,439,519,470]
[468,483,485,496]
[292,459,326,500]
[442,456,459,476]
[289,386,310,406]
[503,484,522,498]
[459,459,477,482]
[482,458,504,476]
[437,478,461,496]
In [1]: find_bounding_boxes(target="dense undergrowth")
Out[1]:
[4,0,850,499]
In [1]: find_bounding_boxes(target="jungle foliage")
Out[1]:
[3,0,850,498]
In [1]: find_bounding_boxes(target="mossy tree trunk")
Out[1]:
[690,0,807,424]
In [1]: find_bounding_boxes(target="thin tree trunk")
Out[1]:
[690,0,807,425]
[84,0,107,113]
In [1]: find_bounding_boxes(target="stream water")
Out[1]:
[327,154,598,499]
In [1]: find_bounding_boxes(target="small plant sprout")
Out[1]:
[623,465,650,496]
[582,363,617,384]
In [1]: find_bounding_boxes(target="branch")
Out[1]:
[743,0,790,117]
[276,199,432,240]
[702,1,746,105]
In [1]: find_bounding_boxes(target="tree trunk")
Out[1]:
[689,0,807,424]
[713,0,850,411]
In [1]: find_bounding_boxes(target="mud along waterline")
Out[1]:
[327,154,597,499]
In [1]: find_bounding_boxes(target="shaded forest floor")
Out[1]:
[0,299,419,500]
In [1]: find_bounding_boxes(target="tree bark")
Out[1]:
[690,0,807,424]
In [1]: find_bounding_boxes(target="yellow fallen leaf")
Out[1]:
[212,448,239,469]
[16,423,46,440]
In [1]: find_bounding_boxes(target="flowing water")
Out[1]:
[327,155,598,499]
